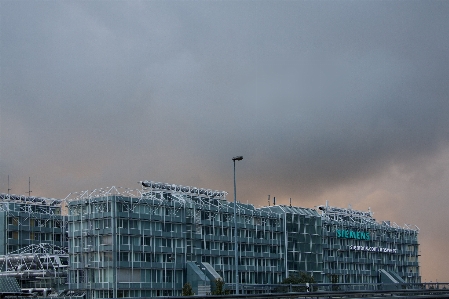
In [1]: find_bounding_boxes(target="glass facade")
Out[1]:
[319,204,420,284]
[0,194,67,291]
[66,191,287,298]
[0,183,421,298]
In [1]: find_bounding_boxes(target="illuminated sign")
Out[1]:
[349,245,397,254]
[336,229,370,241]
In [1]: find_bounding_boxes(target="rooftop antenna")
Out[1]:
[28,177,32,197]
[267,195,270,206]
[8,175,11,195]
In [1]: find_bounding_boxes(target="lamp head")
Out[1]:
[232,156,243,161]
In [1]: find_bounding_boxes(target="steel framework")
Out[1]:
[0,243,68,279]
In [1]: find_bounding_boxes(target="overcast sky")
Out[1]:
[1,0,449,281]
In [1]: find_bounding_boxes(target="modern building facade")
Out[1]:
[65,184,288,298]
[0,180,421,298]
[0,193,66,255]
[319,203,420,285]
[0,193,68,292]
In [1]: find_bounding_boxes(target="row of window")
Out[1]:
[202,227,282,239]
[69,220,283,235]
[70,251,283,268]
[8,231,63,242]
[74,264,271,286]
[8,217,63,228]
[199,241,280,254]
[70,269,184,283]
[70,203,281,227]
[325,262,373,270]
[70,235,184,248]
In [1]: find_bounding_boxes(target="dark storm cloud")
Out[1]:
[242,53,449,193]
[1,0,449,280]
[1,0,448,192]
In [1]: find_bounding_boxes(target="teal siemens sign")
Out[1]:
[336,229,370,241]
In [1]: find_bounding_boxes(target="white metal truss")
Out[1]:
[318,202,418,233]
[0,243,68,279]
[0,193,64,228]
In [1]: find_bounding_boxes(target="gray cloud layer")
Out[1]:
[1,1,449,280]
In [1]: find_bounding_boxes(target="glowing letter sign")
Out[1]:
[336,229,370,241]
[349,245,397,254]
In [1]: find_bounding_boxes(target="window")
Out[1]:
[117,219,128,228]
[133,253,143,262]
[129,220,138,229]
[102,252,113,262]
[8,231,18,239]
[144,253,154,262]
[7,245,18,253]
[104,219,111,228]
[118,252,129,261]
[32,232,40,241]
[141,221,150,230]
[121,236,130,245]
[44,233,52,241]
[163,223,172,232]
[132,236,140,246]
[8,217,18,226]
[142,236,152,246]
[165,270,173,282]
[100,235,112,245]
[161,239,171,247]
[163,254,174,263]
[94,220,100,229]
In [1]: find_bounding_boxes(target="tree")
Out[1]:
[280,272,316,292]
[212,278,229,295]
[182,282,194,296]
[330,274,340,291]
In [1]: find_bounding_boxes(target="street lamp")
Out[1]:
[232,156,243,294]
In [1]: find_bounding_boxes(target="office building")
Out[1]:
[0,180,421,298]
[0,193,68,292]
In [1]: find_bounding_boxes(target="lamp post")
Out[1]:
[232,156,243,294]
